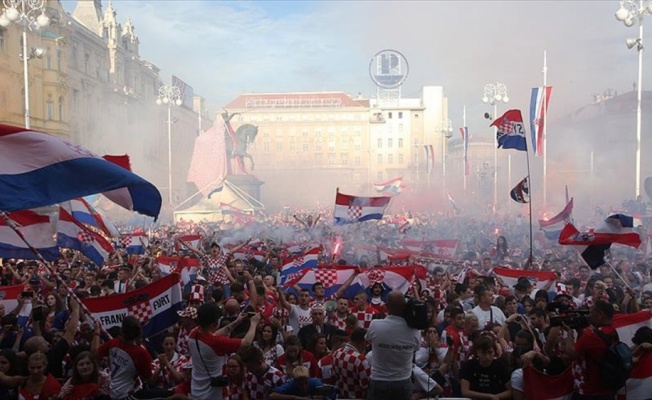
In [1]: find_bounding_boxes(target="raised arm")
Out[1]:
[177,239,204,258]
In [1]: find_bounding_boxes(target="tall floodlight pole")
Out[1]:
[0,0,50,129]
[482,83,509,215]
[615,0,652,197]
[156,85,182,206]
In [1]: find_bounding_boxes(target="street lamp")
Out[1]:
[482,82,509,215]
[439,119,453,197]
[615,0,652,197]
[156,85,182,206]
[0,0,50,129]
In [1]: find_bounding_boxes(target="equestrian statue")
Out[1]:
[222,110,258,175]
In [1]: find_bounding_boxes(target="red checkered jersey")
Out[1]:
[201,253,230,285]
[244,365,286,400]
[222,382,247,400]
[176,326,191,358]
[318,353,335,384]
[331,343,371,399]
[98,338,153,399]
[150,352,187,389]
[351,305,380,329]
[327,313,348,331]
[275,350,320,377]
[189,328,243,400]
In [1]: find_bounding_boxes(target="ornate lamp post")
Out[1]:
[482,82,509,214]
[0,0,50,129]
[156,85,182,206]
[615,0,652,197]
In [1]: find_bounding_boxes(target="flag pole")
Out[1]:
[0,211,112,339]
[542,50,548,211]
[463,105,467,192]
[526,130,534,264]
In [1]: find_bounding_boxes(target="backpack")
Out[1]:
[593,328,633,391]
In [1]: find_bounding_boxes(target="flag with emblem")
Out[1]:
[510,176,530,203]
[285,266,357,298]
[490,109,527,151]
[120,232,149,255]
[0,209,59,261]
[0,283,33,323]
[0,123,161,218]
[81,273,183,337]
[373,176,405,196]
[175,234,202,253]
[56,207,114,266]
[355,266,416,293]
[155,256,180,276]
[62,198,120,238]
[280,247,321,283]
[400,239,459,260]
[493,267,557,290]
[539,198,574,240]
[333,191,391,225]
[529,86,552,157]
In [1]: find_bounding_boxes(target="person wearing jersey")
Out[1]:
[189,302,260,400]
[97,315,155,400]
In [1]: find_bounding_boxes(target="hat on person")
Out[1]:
[553,283,573,301]
[513,282,529,292]
[177,306,198,320]
[189,284,204,302]
[311,303,325,314]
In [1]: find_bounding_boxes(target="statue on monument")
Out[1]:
[222,110,258,175]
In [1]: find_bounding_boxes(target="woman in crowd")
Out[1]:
[275,335,319,377]
[19,352,61,400]
[58,351,110,400]
[150,334,187,390]
[307,333,329,361]
[44,293,68,331]
[223,354,248,400]
[494,236,509,262]
[254,323,285,366]
[0,348,24,400]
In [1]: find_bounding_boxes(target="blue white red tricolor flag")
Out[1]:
[539,198,574,240]
[447,192,461,215]
[81,273,183,337]
[120,232,149,255]
[459,127,470,176]
[423,145,435,173]
[529,86,553,157]
[285,266,357,298]
[559,213,643,269]
[490,110,528,151]
[613,310,652,347]
[333,191,390,225]
[57,207,114,266]
[510,176,530,203]
[0,210,58,260]
[373,177,405,196]
[62,198,120,238]
[0,284,34,322]
[493,267,557,290]
[0,124,161,218]
[280,247,321,283]
[175,234,202,252]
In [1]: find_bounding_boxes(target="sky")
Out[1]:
[60,0,648,126]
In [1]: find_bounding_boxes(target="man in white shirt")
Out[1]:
[365,291,420,400]
[471,285,506,329]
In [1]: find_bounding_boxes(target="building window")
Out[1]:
[315,153,322,165]
[57,50,62,71]
[71,45,78,68]
[388,112,393,119]
[45,51,52,69]
[328,153,335,164]
[341,153,349,165]
[377,172,383,181]
[84,53,89,74]
[289,143,296,151]
[377,138,382,148]
[414,113,420,118]
[46,100,54,120]
[398,138,403,148]
[264,142,270,152]
[388,138,393,148]
[0,29,5,53]
[388,154,393,164]
[341,140,349,151]
[315,142,322,151]
[354,139,361,151]
[355,156,361,166]
[377,154,382,164]
[328,141,335,151]
[354,129,361,136]
[398,154,404,163]
[398,123,404,132]
[276,142,283,151]
[302,130,308,137]
[58,96,64,121]
[315,130,321,137]
[398,112,403,119]
[303,143,309,151]
[72,89,79,110]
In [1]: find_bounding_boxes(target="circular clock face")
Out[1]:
[369,49,409,89]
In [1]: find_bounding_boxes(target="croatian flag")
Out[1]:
[333,191,390,225]
[493,267,557,290]
[280,247,321,282]
[0,210,59,261]
[285,266,357,298]
[613,310,652,347]
[0,124,161,218]
[120,232,149,255]
[233,249,266,262]
[529,86,553,157]
[155,256,180,276]
[178,257,200,289]
[175,234,202,252]
[510,176,530,204]
[355,266,415,293]
[559,214,642,269]
[63,198,120,238]
[81,273,183,337]
[56,207,114,267]
[523,366,573,400]
[459,127,470,176]
[401,239,459,261]
[490,110,527,151]
[373,177,405,196]
[539,198,574,240]
[0,284,34,322]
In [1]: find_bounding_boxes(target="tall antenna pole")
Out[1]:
[542,50,548,210]
[463,105,467,191]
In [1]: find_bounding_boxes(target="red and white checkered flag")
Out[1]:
[128,301,153,323]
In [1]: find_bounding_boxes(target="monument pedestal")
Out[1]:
[227,174,265,203]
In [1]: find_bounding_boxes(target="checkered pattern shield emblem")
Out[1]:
[314,269,337,287]
[347,204,362,220]
[128,301,153,323]
[366,269,385,285]
[77,230,94,244]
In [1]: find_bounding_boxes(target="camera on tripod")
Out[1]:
[546,302,590,330]
[403,297,428,330]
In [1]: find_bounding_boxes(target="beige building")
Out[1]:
[224,87,451,209]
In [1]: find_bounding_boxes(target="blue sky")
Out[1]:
[61,1,646,129]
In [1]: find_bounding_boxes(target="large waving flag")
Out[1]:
[0,210,59,260]
[400,239,459,261]
[523,366,573,400]
[0,124,161,218]
[57,207,114,266]
[510,176,530,203]
[539,198,574,240]
[175,234,202,252]
[120,232,149,255]
[62,198,120,238]
[626,350,652,399]
[613,310,652,347]
[280,247,321,283]
[355,267,415,293]
[529,86,553,157]
[81,273,183,337]
[559,214,642,269]
[459,127,470,176]
[493,267,557,290]
[373,177,405,196]
[333,191,390,225]
[285,266,357,298]
[490,110,527,151]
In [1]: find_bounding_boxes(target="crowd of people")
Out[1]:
[0,207,651,400]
